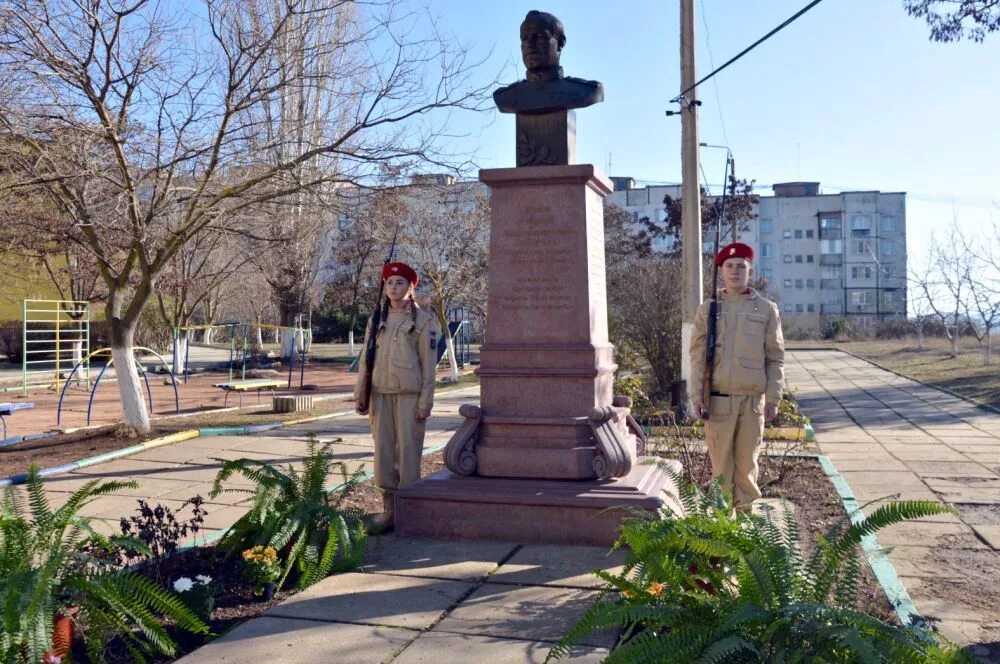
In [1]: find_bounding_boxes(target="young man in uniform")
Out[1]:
[689,242,785,509]
[355,262,439,532]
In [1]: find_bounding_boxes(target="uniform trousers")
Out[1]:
[370,391,426,492]
[705,394,765,507]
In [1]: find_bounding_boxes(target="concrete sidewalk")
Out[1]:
[787,349,1000,654]
[176,537,618,663]
[20,389,478,542]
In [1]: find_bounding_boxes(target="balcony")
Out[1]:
[820,254,843,266]
[821,279,841,290]
[820,229,841,240]
[821,304,844,315]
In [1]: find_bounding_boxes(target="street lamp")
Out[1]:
[699,143,737,242]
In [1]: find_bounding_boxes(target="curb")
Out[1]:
[772,451,922,628]
[0,384,480,488]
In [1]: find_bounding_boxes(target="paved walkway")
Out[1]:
[22,389,478,541]
[787,349,1000,654]
[177,537,616,663]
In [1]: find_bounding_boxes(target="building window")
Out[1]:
[795,279,803,288]
[794,229,803,239]
[783,255,793,263]
[881,215,896,232]
[807,303,815,313]
[852,215,872,230]
[760,219,773,234]
[783,230,792,239]
[632,211,640,224]
[851,291,873,306]
[821,218,841,231]
[762,268,774,280]
[882,242,895,256]
[821,239,843,254]
[761,243,773,257]
[806,255,814,263]
[783,303,792,313]
[795,304,804,313]
[783,279,792,288]
[852,240,869,254]
[806,229,815,239]
[795,255,803,263]
[851,266,874,279]
[806,279,815,288]
[822,267,842,279]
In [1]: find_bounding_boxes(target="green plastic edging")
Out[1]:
[793,452,923,628]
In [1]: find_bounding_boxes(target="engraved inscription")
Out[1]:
[494,203,576,313]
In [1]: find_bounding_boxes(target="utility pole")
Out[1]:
[679,0,703,410]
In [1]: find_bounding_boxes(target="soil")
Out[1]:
[657,447,897,623]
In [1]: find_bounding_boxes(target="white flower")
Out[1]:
[196,575,213,586]
[173,577,195,593]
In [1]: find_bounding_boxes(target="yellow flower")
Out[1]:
[622,589,635,599]
[646,582,665,597]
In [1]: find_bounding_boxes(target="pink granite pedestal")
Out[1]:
[397,164,680,546]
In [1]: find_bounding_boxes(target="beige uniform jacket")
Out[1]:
[354,306,440,412]
[689,288,785,407]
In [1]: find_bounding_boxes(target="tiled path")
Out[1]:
[176,538,617,663]
[787,349,1000,656]
[23,388,478,542]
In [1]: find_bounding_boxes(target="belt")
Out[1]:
[710,391,730,397]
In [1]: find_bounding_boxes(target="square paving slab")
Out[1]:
[175,616,415,664]
[433,583,616,648]
[266,572,474,630]
[487,544,627,589]
[394,632,607,664]
[361,536,518,581]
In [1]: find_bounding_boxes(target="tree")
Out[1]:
[326,184,406,354]
[914,224,973,358]
[0,0,491,432]
[656,178,759,256]
[903,0,1000,42]
[397,179,490,382]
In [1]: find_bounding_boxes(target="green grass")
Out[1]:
[792,336,1000,410]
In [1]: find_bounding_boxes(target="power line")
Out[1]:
[699,0,730,147]
[672,0,827,104]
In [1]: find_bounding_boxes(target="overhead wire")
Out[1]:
[672,0,827,103]
[699,0,730,148]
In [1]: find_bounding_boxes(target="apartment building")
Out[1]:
[606,180,907,334]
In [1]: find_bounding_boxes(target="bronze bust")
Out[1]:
[494,10,604,115]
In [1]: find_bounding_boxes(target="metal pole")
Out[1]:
[680,0,703,408]
[21,300,26,397]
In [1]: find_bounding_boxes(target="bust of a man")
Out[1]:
[493,10,604,115]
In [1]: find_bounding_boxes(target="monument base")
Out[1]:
[396,458,682,547]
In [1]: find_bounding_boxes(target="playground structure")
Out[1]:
[21,300,91,396]
[174,320,312,388]
[56,346,179,427]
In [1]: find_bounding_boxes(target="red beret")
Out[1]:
[715,242,754,267]
[382,261,419,286]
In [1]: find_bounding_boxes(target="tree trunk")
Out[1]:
[255,326,264,347]
[204,327,214,345]
[916,326,924,350]
[986,334,993,366]
[348,329,355,356]
[172,332,188,377]
[951,330,959,357]
[110,321,150,433]
[444,331,459,382]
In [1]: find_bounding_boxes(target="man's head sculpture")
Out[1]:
[520,10,566,75]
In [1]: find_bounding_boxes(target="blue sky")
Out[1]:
[428,0,1000,268]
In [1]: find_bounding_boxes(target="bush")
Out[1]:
[874,316,915,339]
[210,435,368,591]
[547,467,970,663]
[0,319,22,364]
[822,316,855,340]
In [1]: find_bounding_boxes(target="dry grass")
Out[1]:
[790,336,1000,410]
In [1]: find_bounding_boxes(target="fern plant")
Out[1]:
[547,462,973,663]
[210,435,368,590]
[0,466,209,664]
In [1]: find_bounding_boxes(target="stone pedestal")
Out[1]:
[397,459,682,546]
[397,164,680,546]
